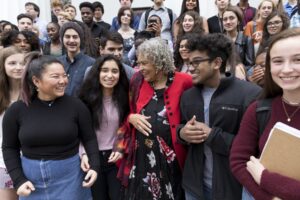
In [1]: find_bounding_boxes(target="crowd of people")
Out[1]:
[0,0,300,199]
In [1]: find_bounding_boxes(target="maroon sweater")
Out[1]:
[230,96,300,200]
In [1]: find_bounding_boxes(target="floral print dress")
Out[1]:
[125,88,183,200]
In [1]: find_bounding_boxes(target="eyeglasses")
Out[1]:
[189,57,211,67]
[267,20,283,27]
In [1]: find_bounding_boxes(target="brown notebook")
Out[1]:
[260,122,300,181]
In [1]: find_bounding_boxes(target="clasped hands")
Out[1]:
[179,115,211,144]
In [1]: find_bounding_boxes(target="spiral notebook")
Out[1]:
[260,122,300,181]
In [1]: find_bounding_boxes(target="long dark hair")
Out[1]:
[78,55,129,129]
[174,33,195,71]
[179,0,200,16]
[261,28,300,99]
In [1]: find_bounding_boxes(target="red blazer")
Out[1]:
[135,72,192,169]
[117,72,192,186]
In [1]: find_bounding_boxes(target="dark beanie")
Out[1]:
[60,22,84,49]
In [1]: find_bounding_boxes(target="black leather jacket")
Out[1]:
[234,31,255,72]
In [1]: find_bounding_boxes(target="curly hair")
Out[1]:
[177,11,205,40]
[174,33,196,71]
[1,30,39,52]
[137,37,175,74]
[187,33,233,72]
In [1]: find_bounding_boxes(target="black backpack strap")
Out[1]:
[256,98,273,136]
[144,9,151,27]
[291,7,299,18]
[167,8,173,30]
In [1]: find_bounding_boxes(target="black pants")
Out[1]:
[91,150,122,200]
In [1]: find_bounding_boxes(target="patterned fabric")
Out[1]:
[0,167,14,189]
[124,88,182,200]
[290,12,300,28]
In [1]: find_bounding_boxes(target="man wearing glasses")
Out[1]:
[177,33,261,200]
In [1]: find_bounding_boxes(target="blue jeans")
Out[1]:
[185,185,212,200]
[20,154,92,200]
[242,187,255,200]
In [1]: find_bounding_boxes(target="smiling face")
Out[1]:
[99,60,120,94]
[267,15,283,35]
[186,0,197,10]
[5,53,25,80]
[182,14,195,33]
[270,36,300,95]
[63,29,81,55]
[188,50,220,86]
[137,54,157,82]
[33,63,68,101]
[47,23,59,41]
[223,10,239,32]
[179,39,189,61]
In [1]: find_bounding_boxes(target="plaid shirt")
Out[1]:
[237,3,256,27]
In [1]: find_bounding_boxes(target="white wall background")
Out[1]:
[0,0,287,27]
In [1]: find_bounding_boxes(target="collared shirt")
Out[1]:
[58,52,95,96]
[34,17,48,41]
[284,2,298,18]
[138,6,177,42]
[110,15,140,31]
[237,3,256,27]
[290,12,300,28]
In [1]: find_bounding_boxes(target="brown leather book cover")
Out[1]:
[260,122,300,181]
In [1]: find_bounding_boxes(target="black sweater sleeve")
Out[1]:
[2,103,28,189]
[2,96,100,189]
[75,99,100,172]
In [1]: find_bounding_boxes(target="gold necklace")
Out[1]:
[281,98,300,122]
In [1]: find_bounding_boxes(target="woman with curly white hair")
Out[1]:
[117,37,193,199]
